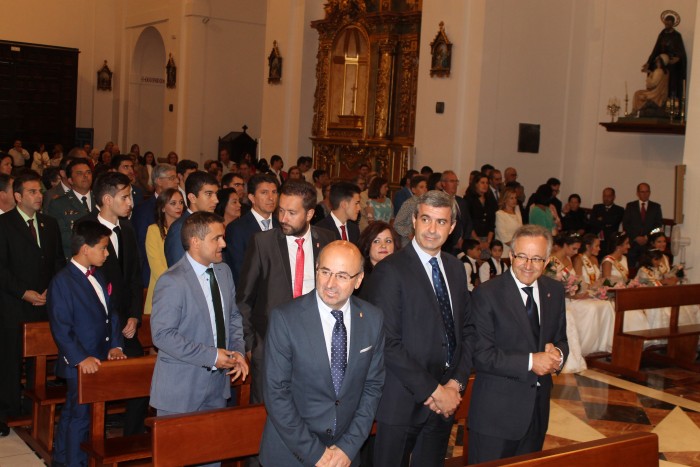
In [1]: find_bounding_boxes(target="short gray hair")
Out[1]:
[152,163,175,185]
[510,224,553,257]
[413,190,457,224]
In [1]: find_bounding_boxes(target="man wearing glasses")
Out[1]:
[468,224,568,463]
[261,241,384,466]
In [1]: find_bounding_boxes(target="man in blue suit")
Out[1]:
[261,241,384,466]
[151,212,248,420]
[47,221,126,467]
[164,171,219,266]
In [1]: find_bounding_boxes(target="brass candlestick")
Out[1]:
[607,98,620,122]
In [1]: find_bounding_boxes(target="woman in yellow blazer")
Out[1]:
[144,188,184,313]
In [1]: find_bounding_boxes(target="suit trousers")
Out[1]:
[53,376,89,467]
[123,336,149,436]
[249,335,265,404]
[467,385,549,464]
[374,412,454,467]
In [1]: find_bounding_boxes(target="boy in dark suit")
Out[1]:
[47,221,125,467]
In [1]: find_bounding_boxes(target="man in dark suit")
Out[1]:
[223,173,279,285]
[363,190,474,466]
[110,154,145,206]
[468,225,568,463]
[48,158,96,259]
[131,163,178,286]
[622,182,663,268]
[237,180,335,403]
[588,187,625,260]
[42,156,73,212]
[315,181,361,245]
[164,171,220,266]
[267,154,287,186]
[77,171,147,435]
[150,212,247,417]
[0,173,15,214]
[261,241,384,466]
[441,170,473,255]
[47,221,125,467]
[0,172,65,436]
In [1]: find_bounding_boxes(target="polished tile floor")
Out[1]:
[2,365,700,466]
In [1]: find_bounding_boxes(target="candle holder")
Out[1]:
[606,98,620,122]
[624,94,629,117]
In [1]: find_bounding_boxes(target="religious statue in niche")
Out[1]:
[268,41,282,84]
[430,22,452,78]
[643,10,686,101]
[97,60,113,91]
[166,53,177,89]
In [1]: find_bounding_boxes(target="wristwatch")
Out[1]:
[451,378,465,392]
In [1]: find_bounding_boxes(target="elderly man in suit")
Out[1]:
[48,158,96,259]
[237,180,335,403]
[588,187,625,260]
[364,190,475,467]
[223,173,279,285]
[261,241,384,466]
[440,170,473,256]
[622,182,663,268]
[468,224,568,463]
[0,172,65,436]
[150,212,247,419]
[315,181,361,245]
[47,221,125,467]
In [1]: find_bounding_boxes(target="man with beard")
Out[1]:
[237,180,334,403]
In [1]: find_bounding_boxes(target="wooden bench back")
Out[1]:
[615,284,700,312]
[138,314,153,351]
[23,321,58,357]
[475,432,658,466]
[149,404,267,466]
[78,354,156,404]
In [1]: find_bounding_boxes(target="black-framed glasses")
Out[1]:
[316,267,362,283]
[511,253,547,266]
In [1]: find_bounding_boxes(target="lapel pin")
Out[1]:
[316,242,320,248]
[547,292,551,298]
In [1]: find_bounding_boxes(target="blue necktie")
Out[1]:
[522,286,540,341]
[261,218,271,231]
[330,310,347,395]
[429,257,456,366]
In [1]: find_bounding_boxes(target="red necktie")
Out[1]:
[85,266,96,277]
[293,238,305,298]
[340,225,347,241]
[640,202,647,222]
[27,219,38,245]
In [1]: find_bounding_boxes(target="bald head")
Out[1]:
[316,241,365,309]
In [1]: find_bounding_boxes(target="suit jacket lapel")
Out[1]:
[69,263,109,315]
[300,293,334,395]
[182,257,216,346]
[405,246,443,316]
[536,278,554,343]
[10,209,41,250]
[343,296,365,386]
[276,230,293,293]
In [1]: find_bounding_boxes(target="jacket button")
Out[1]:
[105,337,109,341]
[335,400,340,406]
[326,429,332,435]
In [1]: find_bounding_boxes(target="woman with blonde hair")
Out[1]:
[494,187,522,255]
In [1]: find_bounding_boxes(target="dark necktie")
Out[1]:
[640,202,647,223]
[81,195,90,212]
[85,266,96,277]
[206,268,226,349]
[330,310,347,395]
[27,219,38,245]
[113,226,124,269]
[522,286,540,341]
[429,257,456,366]
[340,225,347,241]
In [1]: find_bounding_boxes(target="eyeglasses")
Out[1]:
[316,267,362,283]
[159,175,177,181]
[512,253,547,266]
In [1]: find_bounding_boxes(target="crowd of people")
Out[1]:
[0,140,677,466]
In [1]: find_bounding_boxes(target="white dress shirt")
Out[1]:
[71,259,108,314]
[411,238,454,313]
[316,293,351,362]
[97,214,119,258]
[251,208,274,231]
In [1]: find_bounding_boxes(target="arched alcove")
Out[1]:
[128,26,166,158]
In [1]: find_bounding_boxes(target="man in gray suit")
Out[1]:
[150,211,248,418]
[261,241,384,467]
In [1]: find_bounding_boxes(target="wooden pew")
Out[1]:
[78,354,156,467]
[11,321,64,463]
[474,432,658,466]
[137,314,153,353]
[147,404,267,467]
[587,284,700,381]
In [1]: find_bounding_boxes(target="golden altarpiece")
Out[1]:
[311,0,422,185]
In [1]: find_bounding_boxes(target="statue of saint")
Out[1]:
[642,11,686,100]
[632,54,669,114]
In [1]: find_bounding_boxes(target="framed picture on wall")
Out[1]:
[430,22,452,78]
[268,41,282,84]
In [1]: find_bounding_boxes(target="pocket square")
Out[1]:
[360,345,372,353]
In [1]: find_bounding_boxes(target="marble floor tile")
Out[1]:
[0,453,45,466]
[0,430,38,458]
[653,406,700,452]
[582,402,651,424]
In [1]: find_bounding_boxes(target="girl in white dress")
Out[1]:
[494,188,522,256]
[573,234,601,286]
[647,231,680,285]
